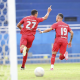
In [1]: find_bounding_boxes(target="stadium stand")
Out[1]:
[16,0,80,24]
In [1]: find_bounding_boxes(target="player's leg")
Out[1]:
[59,53,65,60]
[20,45,25,53]
[50,51,57,70]
[21,48,30,70]
[50,42,60,70]
[20,35,28,69]
[59,42,68,60]
[64,51,68,60]
[20,35,27,56]
[20,45,27,56]
[21,35,35,69]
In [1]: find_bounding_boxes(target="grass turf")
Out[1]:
[0,63,80,80]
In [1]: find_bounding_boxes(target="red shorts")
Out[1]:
[20,34,35,48]
[52,38,68,54]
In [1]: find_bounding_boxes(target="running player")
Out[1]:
[38,13,73,70]
[17,6,52,69]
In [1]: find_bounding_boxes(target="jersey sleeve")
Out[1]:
[20,18,24,24]
[68,25,71,32]
[37,18,44,22]
[51,23,57,30]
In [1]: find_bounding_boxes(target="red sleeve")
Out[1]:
[51,23,57,30]
[37,18,43,22]
[68,25,71,32]
[20,18,24,24]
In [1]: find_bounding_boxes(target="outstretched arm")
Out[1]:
[38,28,53,33]
[68,30,73,47]
[42,5,52,21]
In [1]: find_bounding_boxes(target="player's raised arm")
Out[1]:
[17,22,22,30]
[68,30,73,47]
[38,27,53,33]
[42,5,52,21]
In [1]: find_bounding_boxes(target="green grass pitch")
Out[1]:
[0,63,80,80]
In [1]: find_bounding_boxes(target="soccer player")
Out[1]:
[38,13,73,70]
[17,6,52,69]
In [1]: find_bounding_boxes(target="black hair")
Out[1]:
[58,13,63,18]
[31,9,38,15]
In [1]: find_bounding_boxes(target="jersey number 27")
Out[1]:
[61,28,67,35]
[26,21,36,29]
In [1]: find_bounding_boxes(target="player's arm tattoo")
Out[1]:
[70,31,73,42]
[70,34,73,42]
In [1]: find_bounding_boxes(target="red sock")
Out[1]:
[59,54,65,60]
[51,54,56,65]
[20,48,23,53]
[22,53,28,68]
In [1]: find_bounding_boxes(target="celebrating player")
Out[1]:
[17,6,52,69]
[38,13,73,70]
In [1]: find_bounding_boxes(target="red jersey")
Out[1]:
[51,21,71,42]
[20,16,43,35]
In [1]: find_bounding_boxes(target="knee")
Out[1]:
[59,53,63,60]
[59,54,65,60]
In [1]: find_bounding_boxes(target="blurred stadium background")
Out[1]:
[0,0,80,80]
[0,0,80,65]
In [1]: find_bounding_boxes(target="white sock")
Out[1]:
[51,65,54,68]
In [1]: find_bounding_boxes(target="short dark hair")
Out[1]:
[58,13,63,18]
[31,9,38,15]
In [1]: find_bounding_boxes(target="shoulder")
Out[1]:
[53,22,58,24]
[51,22,58,28]
[63,22,69,26]
[65,23,68,26]
[65,23,69,28]
[23,16,32,21]
[36,17,43,22]
[22,17,27,20]
[52,22,58,26]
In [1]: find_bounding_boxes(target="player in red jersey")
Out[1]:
[17,6,52,69]
[38,13,73,70]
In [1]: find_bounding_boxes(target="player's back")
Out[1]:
[54,21,71,42]
[20,16,43,35]
[55,21,70,38]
